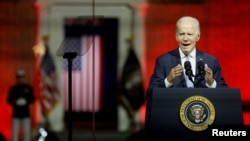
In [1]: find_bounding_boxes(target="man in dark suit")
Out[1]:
[147,16,228,100]
[7,70,35,141]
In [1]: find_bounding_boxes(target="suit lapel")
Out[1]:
[172,48,187,87]
[195,49,206,87]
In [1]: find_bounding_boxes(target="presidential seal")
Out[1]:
[179,95,215,131]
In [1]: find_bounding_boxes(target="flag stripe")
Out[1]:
[95,37,101,111]
[82,54,88,111]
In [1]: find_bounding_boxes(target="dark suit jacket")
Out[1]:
[146,48,228,100]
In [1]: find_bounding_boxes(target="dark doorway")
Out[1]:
[63,17,118,130]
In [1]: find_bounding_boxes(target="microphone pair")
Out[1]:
[184,60,205,86]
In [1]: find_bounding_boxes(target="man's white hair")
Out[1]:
[176,16,200,35]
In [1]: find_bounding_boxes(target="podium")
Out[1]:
[144,88,243,141]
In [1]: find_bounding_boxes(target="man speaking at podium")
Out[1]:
[147,16,228,100]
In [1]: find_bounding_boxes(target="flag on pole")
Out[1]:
[40,44,60,116]
[63,35,103,112]
[121,47,145,111]
[33,36,62,131]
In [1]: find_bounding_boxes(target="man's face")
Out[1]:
[176,20,200,55]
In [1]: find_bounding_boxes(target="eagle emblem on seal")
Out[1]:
[190,104,206,123]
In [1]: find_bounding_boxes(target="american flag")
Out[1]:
[63,35,103,112]
[40,45,60,115]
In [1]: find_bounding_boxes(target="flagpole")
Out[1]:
[63,52,77,141]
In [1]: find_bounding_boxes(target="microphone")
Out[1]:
[184,61,194,81]
[184,61,194,76]
[197,60,205,78]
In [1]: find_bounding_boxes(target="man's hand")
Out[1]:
[204,64,214,86]
[167,64,183,83]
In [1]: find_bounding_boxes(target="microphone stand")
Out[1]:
[193,73,205,88]
[63,52,77,141]
[193,77,199,88]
